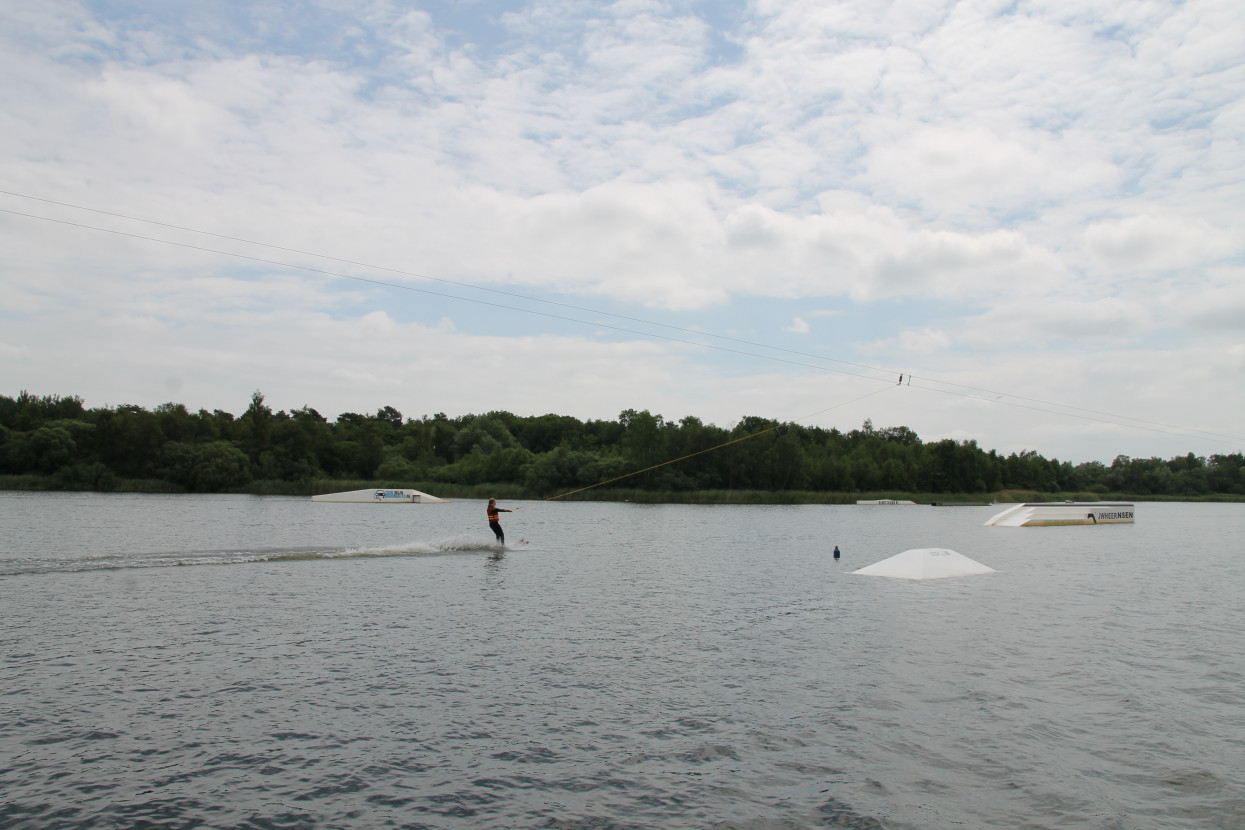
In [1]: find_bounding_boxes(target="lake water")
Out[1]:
[2,493,1243,829]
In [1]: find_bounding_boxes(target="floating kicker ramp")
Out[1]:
[853,548,996,580]
[311,488,447,503]
[984,502,1134,527]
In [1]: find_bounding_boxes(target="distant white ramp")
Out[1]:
[984,502,1134,527]
[853,548,995,580]
[311,488,447,503]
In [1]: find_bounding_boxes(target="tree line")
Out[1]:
[1,391,1242,498]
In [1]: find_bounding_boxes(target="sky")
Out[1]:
[1,0,1243,465]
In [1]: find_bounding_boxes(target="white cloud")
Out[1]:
[720,202,1072,302]
[327,367,403,388]
[1085,214,1240,273]
[786,316,810,334]
[1158,270,1245,333]
[860,126,1121,215]
[881,328,954,355]
[865,296,1155,355]
[960,298,1155,348]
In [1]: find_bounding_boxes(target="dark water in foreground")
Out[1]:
[2,493,1243,829]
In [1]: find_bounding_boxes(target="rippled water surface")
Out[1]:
[2,493,1243,829]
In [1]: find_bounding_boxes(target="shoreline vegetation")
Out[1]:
[2,473,1244,504]
[3,391,1243,502]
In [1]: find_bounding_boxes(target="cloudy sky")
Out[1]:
[2,0,1242,464]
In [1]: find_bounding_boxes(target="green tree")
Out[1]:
[524,445,595,493]
[240,391,272,461]
[189,442,252,491]
[160,440,251,491]
[95,405,164,478]
[1208,453,1244,494]
[30,425,78,474]
[155,402,197,444]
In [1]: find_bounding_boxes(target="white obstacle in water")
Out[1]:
[853,548,995,580]
[311,488,447,503]
[984,502,1134,527]
[855,499,917,505]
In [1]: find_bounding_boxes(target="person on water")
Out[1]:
[487,498,512,545]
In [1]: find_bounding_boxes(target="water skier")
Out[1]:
[487,498,512,545]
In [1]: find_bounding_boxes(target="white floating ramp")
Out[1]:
[984,502,1134,527]
[311,488,447,503]
[853,548,996,580]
